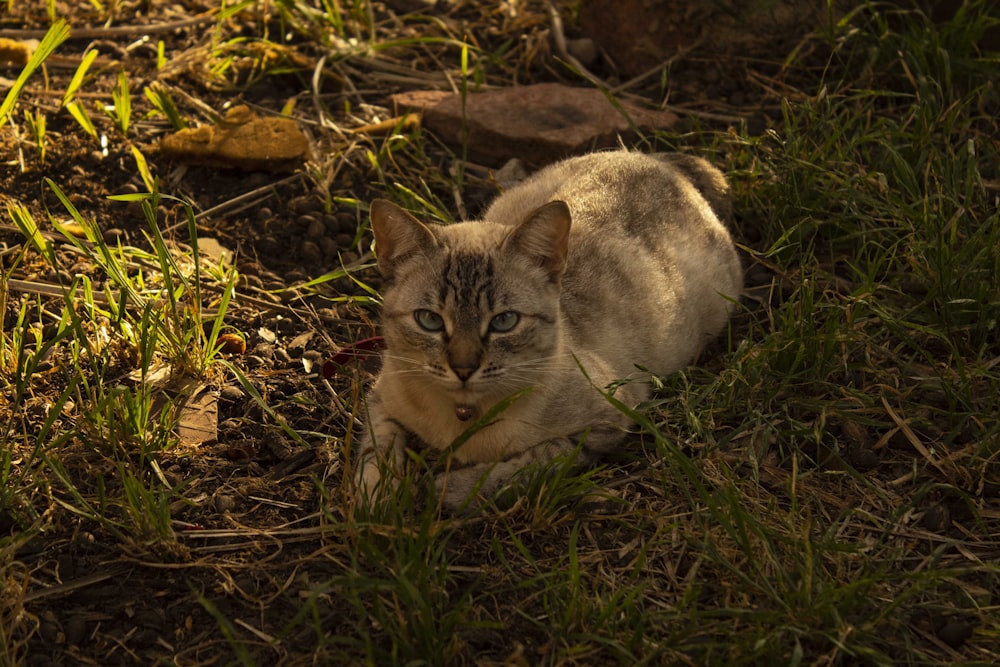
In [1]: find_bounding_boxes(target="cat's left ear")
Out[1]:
[504,201,571,282]
[370,199,438,280]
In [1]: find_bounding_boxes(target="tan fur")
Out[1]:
[355,151,743,507]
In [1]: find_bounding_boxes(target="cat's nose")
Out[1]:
[451,364,478,382]
[447,337,482,382]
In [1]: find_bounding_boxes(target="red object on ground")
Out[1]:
[323,336,385,378]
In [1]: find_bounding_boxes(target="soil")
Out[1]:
[0,1,927,664]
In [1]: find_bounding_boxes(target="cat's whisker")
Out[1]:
[353,151,741,509]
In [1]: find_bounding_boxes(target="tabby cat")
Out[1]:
[354,151,742,508]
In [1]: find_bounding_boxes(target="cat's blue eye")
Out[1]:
[414,309,445,332]
[489,311,520,333]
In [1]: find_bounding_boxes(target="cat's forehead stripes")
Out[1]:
[440,251,496,315]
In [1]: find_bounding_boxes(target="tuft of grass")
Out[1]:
[0,19,69,127]
[1,0,998,664]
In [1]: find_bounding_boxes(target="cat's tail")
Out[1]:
[653,153,733,226]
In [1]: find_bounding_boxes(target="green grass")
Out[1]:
[1,0,998,664]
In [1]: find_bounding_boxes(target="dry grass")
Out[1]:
[1,0,998,664]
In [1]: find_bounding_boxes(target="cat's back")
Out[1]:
[485,150,742,377]
[483,151,730,238]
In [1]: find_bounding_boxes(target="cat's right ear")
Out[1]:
[504,200,571,283]
[370,199,438,280]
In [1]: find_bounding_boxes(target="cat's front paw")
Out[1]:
[355,459,392,506]
[435,463,502,509]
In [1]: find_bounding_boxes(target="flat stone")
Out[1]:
[579,0,829,78]
[158,105,309,171]
[390,83,678,167]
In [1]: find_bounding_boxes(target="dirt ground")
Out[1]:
[4,1,991,664]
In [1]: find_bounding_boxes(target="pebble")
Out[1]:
[56,553,76,579]
[39,611,62,643]
[279,287,304,304]
[214,494,237,513]
[64,616,87,645]
[317,308,340,322]
[302,349,324,364]
[303,215,326,239]
[251,342,274,359]
[219,418,242,431]
[287,332,314,355]
[319,236,338,257]
[300,240,322,262]
[103,228,127,244]
[266,316,298,333]
[219,386,244,403]
[43,269,72,285]
[567,37,599,67]
[323,213,340,234]
[338,213,359,234]
[847,446,878,471]
[240,273,264,290]
[921,503,951,532]
[289,195,322,215]
[937,618,974,648]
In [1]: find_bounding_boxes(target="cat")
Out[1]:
[353,150,743,508]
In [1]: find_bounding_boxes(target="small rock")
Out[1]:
[214,494,237,513]
[937,618,974,648]
[102,228,127,244]
[55,553,75,579]
[252,342,275,359]
[240,273,264,290]
[289,195,323,215]
[219,386,245,403]
[320,236,338,257]
[317,308,341,322]
[847,446,878,471]
[302,349,324,365]
[303,215,326,238]
[39,611,62,643]
[64,616,87,645]
[323,213,340,233]
[338,213,359,234]
[287,331,314,356]
[566,37,600,67]
[280,287,304,304]
[921,503,951,532]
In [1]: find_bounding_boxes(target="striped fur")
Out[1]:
[354,151,743,508]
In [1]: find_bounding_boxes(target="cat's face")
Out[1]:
[371,200,571,409]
